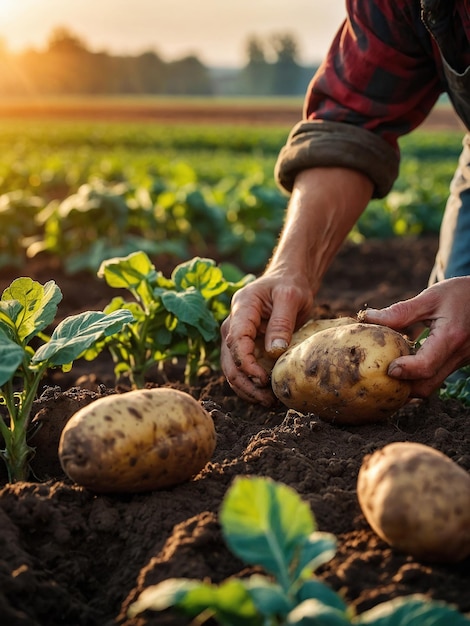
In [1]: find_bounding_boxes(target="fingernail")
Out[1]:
[271,339,288,351]
[269,338,289,357]
[388,363,402,377]
[364,308,382,318]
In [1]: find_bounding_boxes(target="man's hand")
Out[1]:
[363,277,470,397]
[221,166,373,405]
[220,271,313,406]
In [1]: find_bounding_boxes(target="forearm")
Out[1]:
[266,167,373,295]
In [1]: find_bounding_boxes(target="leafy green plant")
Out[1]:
[129,476,470,625]
[27,180,186,274]
[217,175,287,270]
[439,366,470,406]
[88,251,253,388]
[0,190,46,269]
[0,277,133,482]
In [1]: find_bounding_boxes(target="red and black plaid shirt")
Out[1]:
[305,0,470,150]
[276,0,470,196]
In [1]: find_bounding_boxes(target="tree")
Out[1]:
[165,55,212,95]
[239,35,272,95]
[270,32,304,95]
[46,27,89,55]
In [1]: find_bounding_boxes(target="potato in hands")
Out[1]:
[271,321,412,424]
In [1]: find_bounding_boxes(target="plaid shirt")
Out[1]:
[276,0,470,198]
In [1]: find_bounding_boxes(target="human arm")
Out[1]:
[277,0,444,197]
[220,166,373,405]
[363,277,470,397]
[221,0,444,405]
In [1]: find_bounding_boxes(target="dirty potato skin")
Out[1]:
[254,316,357,375]
[58,388,216,493]
[357,442,470,563]
[271,322,412,424]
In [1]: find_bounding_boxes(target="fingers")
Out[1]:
[264,284,313,355]
[220,279,313,405]
[362,279,470,398]
[220,326,276,407]
[363,293,438,330]
[220,294,275,406]
[385,320,469,397]
[364,278,470,331]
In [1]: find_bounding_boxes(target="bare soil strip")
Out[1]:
[0,98,464,129]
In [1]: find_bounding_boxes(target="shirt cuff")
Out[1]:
[275,120,400,198]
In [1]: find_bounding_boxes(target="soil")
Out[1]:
[0,98,464,129]
[1,234,470,626]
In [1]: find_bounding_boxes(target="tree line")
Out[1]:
[0,28,318,97]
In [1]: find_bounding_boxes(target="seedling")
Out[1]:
[89,251,253,388]
[129,476,470,625]
[0,277,133,482]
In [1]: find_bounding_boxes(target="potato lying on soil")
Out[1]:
[271,322,412,424]
[357,442,470,563]
[58,388,216,493]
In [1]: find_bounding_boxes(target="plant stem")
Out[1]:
[1,364,47,482]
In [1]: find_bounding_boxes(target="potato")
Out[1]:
[58,388,216,493]
[357,442,470,563]
[286,316,358,351]
[254,316,357,374]
[271,322,412,424]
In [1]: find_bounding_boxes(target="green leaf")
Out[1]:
[31,309,134,366]
[286,599,351,625]
[0,328,25,386]
[2,278,62,342]
[297,579,348,614]
[128,578,203,617]
[98,250,157,289]
[244,574,293,617]
[128,578,261,626]
[355,595,470,625]
[220,477,316,589]
[293,532,338,580]
[184,578,260,626]
[439,367,470,406]
[160,289,218,341]
[0,300,23,331]
[172,257,228,299]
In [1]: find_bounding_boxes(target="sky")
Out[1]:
[0,0,347,67]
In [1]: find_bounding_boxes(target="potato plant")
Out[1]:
[0,277,133,482]
[85,251,253,387]
[0,120,460,273]
[129,476,470,625]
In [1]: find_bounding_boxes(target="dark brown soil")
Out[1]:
[1,235,470,626]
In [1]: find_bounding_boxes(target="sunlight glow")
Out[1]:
[0,0,347,66]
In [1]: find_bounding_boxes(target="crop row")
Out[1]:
[1,120,463,274]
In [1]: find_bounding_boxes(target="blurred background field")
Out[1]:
[0,96,464,276]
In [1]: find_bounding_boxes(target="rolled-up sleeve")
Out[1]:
[275,0,444,198]
[275,120,399,198]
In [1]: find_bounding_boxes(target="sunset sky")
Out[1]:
[0,0,346,66]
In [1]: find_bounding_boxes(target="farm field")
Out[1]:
[0,100,469,625]
[0,95,464,129]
